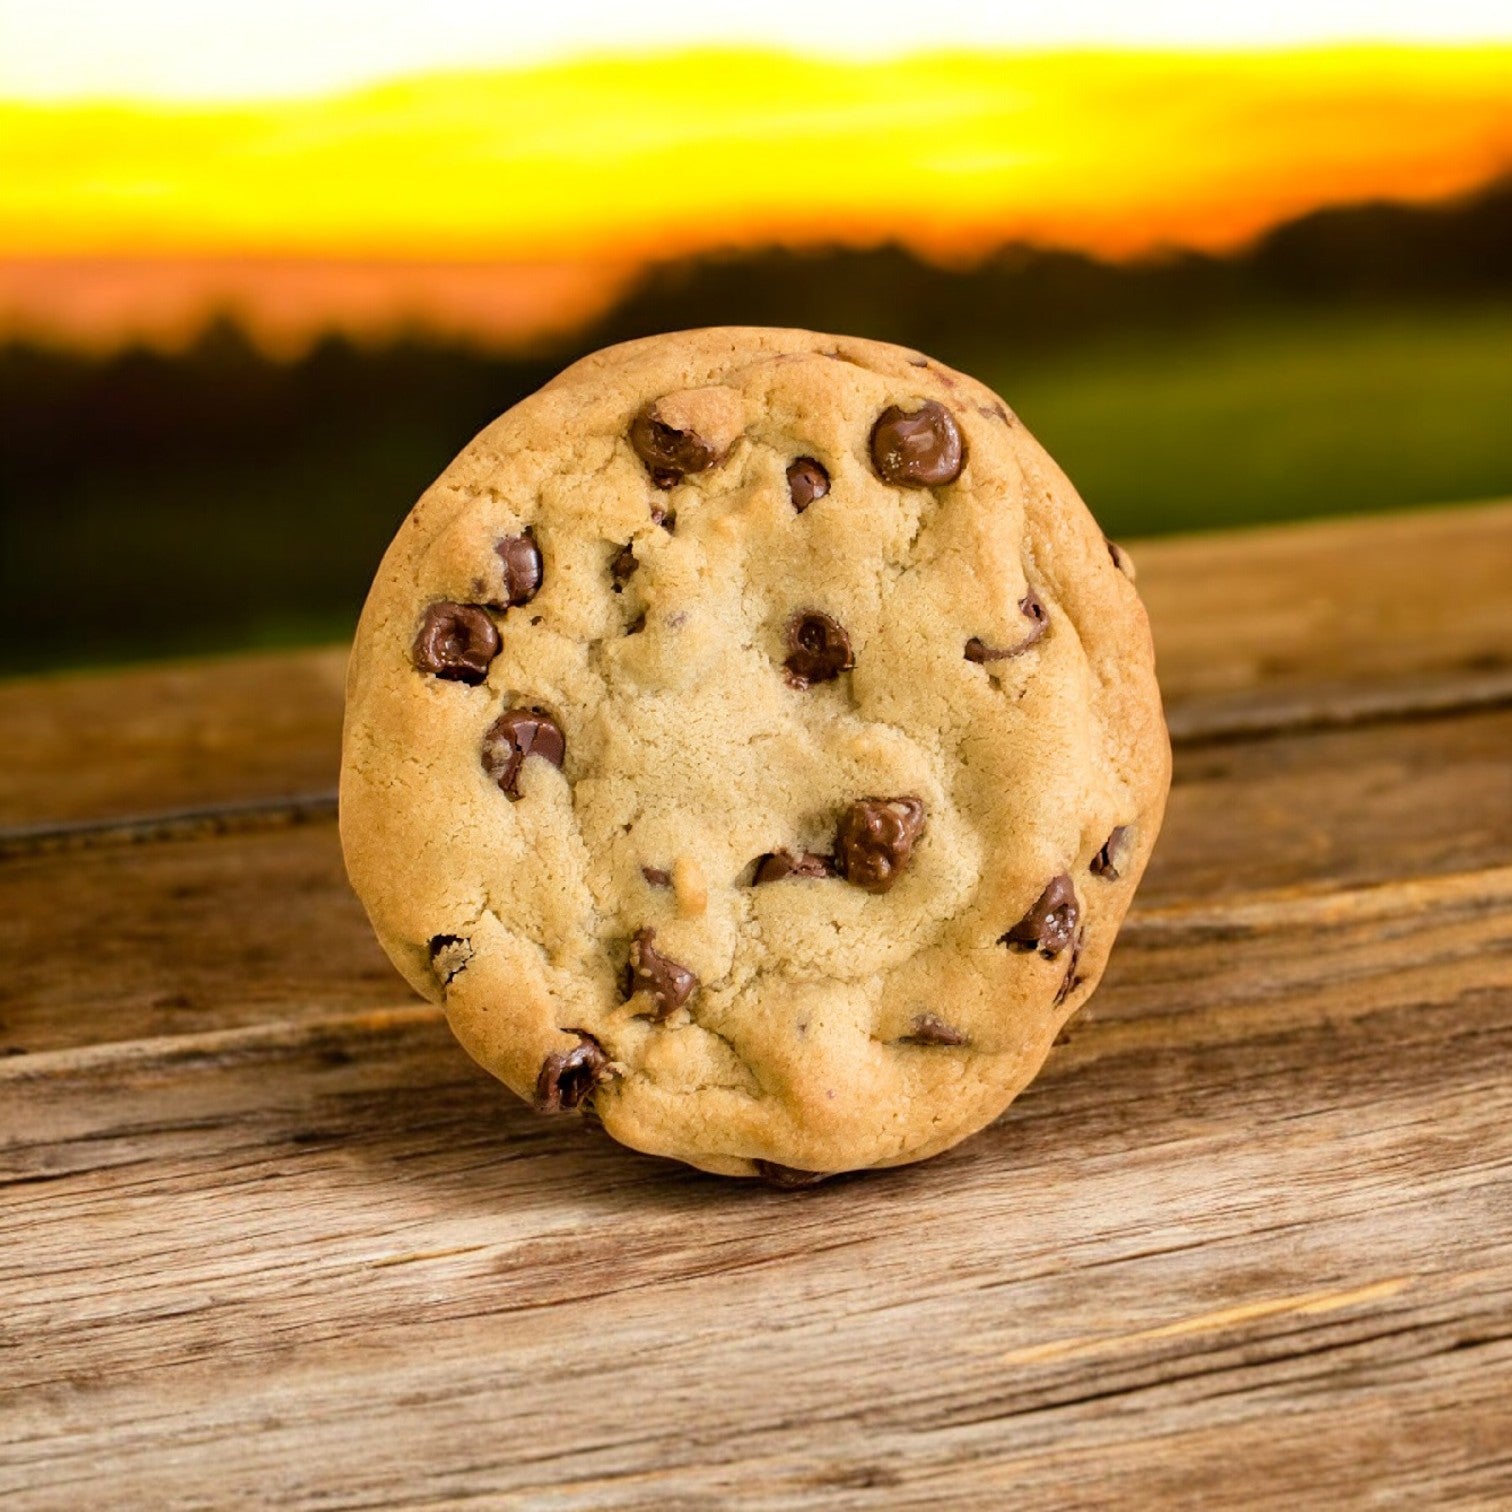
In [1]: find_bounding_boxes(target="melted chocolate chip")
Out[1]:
[1001,874,1079,959]
[784,611,853,687]
[625,611,647,636]
[610,543,638,590]
[786,457,830,512]
[412,602,500,684]
[495,532,543,607]
[1106,537,1135,578]
[835,797,925,894]
[752,849,835,884]
[870,400,965,488]
[1054,930,1086,1006]
[978,402,1011,423]
[651,506,677,532]
[482,707,566,799]
[427,934,473,987]
[900,1013,970,1047]
[625,927,698,1018]
[965,590,1050,662]
[755,1161,830,1189]
[641,866,672,887]
[630,405,721,488]
[1091,826,1131,881]
[534,1031,609,1114]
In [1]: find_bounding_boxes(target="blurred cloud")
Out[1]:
[1,0,1509,100]
[5,48,1509,264]
[2,41,1507,354]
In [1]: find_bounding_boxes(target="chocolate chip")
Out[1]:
[835,797,925,894]
[412,602,500,684]
[534,1031,609,1114]
[625,927,698,1018]
[784,611,853,687]
[651,506,676,532]
[900,1013,969,1046]
[786,457,830,512]
[482,707,566,799]
[641,866,672,887]
[1091,826,1131,881]
[755,1161,829,1189]
[978,402,1010,423]
[610,542,638,589]
[1054,930,1086,1006]
[495,532,543,607]
[965,590,1050,662]
[428,934,472,987]
[752,849,835,884]
[630,405,721,488]
[625,611,647,636]
[1106,537,1135,578]
[1001,874,1079,959]
[870,400,965,488]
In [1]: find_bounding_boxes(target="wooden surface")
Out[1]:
[3,501,1511,1509]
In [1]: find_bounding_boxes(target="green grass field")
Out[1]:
[4,300,1511,674]
[224,303,1512,663]
[994,303,1512,540]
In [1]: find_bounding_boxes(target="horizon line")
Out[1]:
[2,173,1506,360]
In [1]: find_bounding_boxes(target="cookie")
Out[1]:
[340,327,1170,1181]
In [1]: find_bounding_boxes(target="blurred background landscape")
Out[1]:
[1,7,1509,674]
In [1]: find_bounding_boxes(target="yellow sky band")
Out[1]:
[2,46,1509,262]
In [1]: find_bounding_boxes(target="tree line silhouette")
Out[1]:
[3,178,1509,671]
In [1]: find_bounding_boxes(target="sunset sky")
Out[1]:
[1,2,1509,352]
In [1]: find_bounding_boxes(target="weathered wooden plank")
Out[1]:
[3,501,1509,831]
[3,502,1508,1509]
[1146,703,1512,904]
[2,878,1508,1509]
[1140,498,1512,728]
[4,705,1507,1056]
[0,646,348,830]
[0,821,396,1056]
[0,820,399,1055]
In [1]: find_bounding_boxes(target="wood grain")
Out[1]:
[4,705,1508,1056]
[1140,498,1512,732]
[3,502,1510,1508]
[3,500,1509,832]
[0,646,348,830]
[3,871,1508,1509]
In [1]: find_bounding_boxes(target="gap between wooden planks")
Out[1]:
[2,499,1510,833]
[3,894,1509,1508]
[2,703,1509,1056]
[2,502,1511,1510]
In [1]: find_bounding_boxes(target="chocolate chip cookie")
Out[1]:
[340,328,1170,1181]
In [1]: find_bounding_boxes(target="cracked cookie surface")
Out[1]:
[340,327,1170,1179]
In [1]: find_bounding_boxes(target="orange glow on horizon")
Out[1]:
[1,44,1509,352]
[0,257,634,356]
